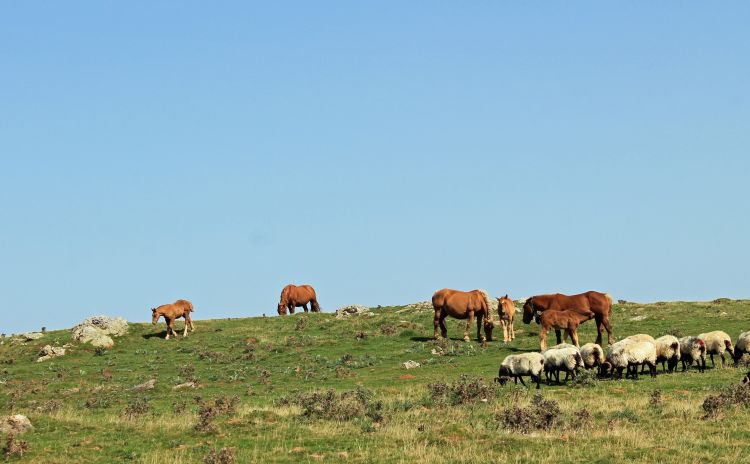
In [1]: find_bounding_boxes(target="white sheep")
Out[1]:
[654,335,681,373]
[580,343,605,372]
[602,339,657,379]
[625,334,655,343]
[734,331,750,366]
[495,352,545,389]
[542,343,583,384]
[678,336,706,372]
[698,331,735,368]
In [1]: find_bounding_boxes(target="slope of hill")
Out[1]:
[0,299,748,463]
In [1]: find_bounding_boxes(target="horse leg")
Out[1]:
[569,328,580,347]
[555,329,562,345]
[510,318,515,341]
[165,318,173,340]
[594,316,604,346]
[439,314,448,339]
[464,311,473,342]
[603,317,614,346]
[540,327,548,351]
[502,320,509,343]
[182,315,189,337]
[302,303,309,313]
[433,311,441,339]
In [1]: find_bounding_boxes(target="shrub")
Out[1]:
[649,389,663,407]
[427,375,499,406]
[122,397,151,420]
[495,393,561,433]
[203,447,236,464]
[295,317,307,332]
[702,384,750,419]
[281,387,386,423]
[194,395,240,433]
[569,408,592,430]
[379,324,397,336]
[2,434,28,459]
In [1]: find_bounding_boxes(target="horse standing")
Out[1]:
[522,291,614,346]
[432,288,495,342]
[537,308,595,351]
[277,284,321,315]
[497,295,516,343]
[152,299,195,340]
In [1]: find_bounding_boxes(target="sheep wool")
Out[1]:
[698,331,734,367]
[654,335,681,372]
[580,343,605,369]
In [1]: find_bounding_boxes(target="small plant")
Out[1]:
[2,434,28,459]
[650,389,663,407]
[611,409,639,423]
[85,396,109,409]
[122,397,151,420]
[280,387,386,423]
[203,447,236,464]
[259,369,272,385]
[355,331,368,340]
[172,400,187,414]
[570,368,598,388]
[427,375,499,406]
[295,317,307,332]
[179,364,198,383]
[194,395,240,432]
[93,347,107,356]
[569,408,592,430]
[379,324,397,336]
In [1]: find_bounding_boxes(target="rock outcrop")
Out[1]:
[0,415,33,435]
[335,305,371,318]
[37,345,66,362]
[72,316,128,348]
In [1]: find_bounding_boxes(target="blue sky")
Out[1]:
[1,3,748,333]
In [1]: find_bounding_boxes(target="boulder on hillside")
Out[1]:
[20,332,44,342]
[335,305,371,318]
[396,301,433,313]
[37,345,66,362]
[0,415,33,435]
[72,316,128,348]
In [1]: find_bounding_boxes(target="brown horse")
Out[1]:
[277,284,320,315]
[537,308,595,351]
[497,295,516,343]
[523,291,614,346]
[432,288,495,342]
[152,299,195,340]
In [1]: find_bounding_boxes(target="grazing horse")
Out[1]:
[497,295,516,343]
[277,284,321,315]
[538,308,595,351]
[432,288,495,342]
[523,291,614,346]
[152,299,195,340]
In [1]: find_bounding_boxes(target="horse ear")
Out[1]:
[504,294,508,299]
[151,308,156,313]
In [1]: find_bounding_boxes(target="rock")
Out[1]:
[72,316,126,348]
[396,301,433,313]
[172,381,198,390]
[36,345,66,362]
[629,315,647,322]
[20,332,44,341]
[335,305,371,318]
[402,360,421,369]
[131,379,156,391]
[0,415,33,435]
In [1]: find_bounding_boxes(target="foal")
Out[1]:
[497,295,516,343]
[152,299,195,339]
[538,308,595,351]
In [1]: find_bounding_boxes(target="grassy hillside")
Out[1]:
[1,299,749,463]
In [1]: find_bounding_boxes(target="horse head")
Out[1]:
[277,302,287,316]
[151,308,159,325]
[522,298,536,324]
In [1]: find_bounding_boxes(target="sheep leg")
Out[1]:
[510,319,515,341]
[518,376,527,387]
[710,354,715,368]
[532,374,541,389]
[647,361,657,378]
[719,353,725,368]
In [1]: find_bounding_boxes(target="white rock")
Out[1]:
[132,379,156,391]
[0,415,33,435]
[335,305,371,319]
[402,360,421,369]
[37,345,66,362]
[20,332,44,341]
[72,316,127,347]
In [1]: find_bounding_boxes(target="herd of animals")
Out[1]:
[150,284,750,389]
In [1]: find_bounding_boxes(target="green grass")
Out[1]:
[1,299,748,463]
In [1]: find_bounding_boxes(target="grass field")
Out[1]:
[1,299,748,463]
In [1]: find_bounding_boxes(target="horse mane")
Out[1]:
[475,289,495,322]
[279,285,293,304]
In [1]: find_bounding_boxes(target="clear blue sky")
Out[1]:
[1,3,748,334]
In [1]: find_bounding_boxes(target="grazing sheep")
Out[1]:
[495,352,545,389]
[602,339,657,379]
[580,343,605,373]
[543,343,583,384]
[679,336,706,372]
[654,335,681,373]
[698,331,735,368]
[732,331,750,367]
[625,334,656,344]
